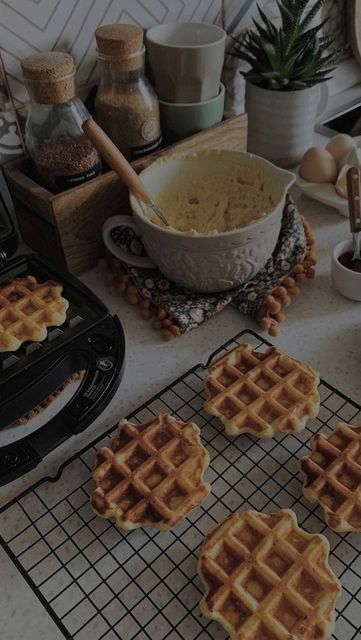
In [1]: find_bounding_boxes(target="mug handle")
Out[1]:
[102,215,156,269]
[317,82,329,118]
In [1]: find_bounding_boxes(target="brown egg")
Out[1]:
[326,134,355,166]
[300,147,337,184]
[335,164,351,198]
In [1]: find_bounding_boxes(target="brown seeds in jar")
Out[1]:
[33,135,101,192]
[95,24,162,159]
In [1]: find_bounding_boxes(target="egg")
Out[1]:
[299,147,337,184]
[335,164,351,199]
[326,134,355,166]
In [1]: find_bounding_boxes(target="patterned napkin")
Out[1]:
[100,197,316,340]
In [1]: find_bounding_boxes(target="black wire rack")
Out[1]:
[1,329,361,640]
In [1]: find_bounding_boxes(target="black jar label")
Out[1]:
[130,135,162,159]
[54,162,102,188]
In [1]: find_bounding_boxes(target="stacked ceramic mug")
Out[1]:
[146,22,226,141]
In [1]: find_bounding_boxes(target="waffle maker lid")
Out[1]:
[0,168,125,487]
[0,167,19,260]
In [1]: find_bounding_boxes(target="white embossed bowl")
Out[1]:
[105,150,295,293]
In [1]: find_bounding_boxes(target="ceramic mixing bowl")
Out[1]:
[104,150,295,293]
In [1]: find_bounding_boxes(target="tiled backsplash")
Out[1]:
[0,0,347,163]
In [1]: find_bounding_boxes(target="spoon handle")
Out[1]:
[346,166,361,232]
[82,118,154,206]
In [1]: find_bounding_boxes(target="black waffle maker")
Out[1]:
[0,169,125,487]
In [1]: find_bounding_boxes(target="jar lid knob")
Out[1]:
[21,51,74,82]
[95,23,144,57]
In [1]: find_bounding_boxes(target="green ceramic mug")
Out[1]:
[159,83,225,142]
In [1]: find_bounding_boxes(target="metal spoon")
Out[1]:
[346,166,361,267]
[82,118,169,226]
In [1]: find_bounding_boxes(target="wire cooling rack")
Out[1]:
[1,329,361,640]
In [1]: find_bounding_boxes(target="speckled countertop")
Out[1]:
[0,186,360,640]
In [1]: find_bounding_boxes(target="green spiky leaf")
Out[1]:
[229,0,340,90]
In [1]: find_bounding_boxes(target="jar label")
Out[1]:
[54,162,102,187]
[131,135,162,159]
[141,117,159,142]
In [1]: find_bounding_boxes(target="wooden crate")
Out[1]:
[4,114,248,275]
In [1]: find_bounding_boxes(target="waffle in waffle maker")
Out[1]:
[0,169,125,487]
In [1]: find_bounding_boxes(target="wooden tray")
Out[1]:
[4,114,247,275]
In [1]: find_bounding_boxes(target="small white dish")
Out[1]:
[331,238,361,301]
[294,138,361,217]
[295,167,349,217]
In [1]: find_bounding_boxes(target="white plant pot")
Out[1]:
[245,82,324,168]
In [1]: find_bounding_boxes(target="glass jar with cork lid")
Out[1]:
[95,24,162,159]
[21,51,102,192]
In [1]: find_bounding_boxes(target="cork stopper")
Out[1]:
[21,52,75,104]
[95,24,144,72]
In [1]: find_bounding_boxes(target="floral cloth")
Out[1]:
[113,197,306,333]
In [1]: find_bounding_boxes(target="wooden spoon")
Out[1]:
[82,118,169,226]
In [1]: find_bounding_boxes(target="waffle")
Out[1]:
[90,413,210,531]
[18,371,85,425]
[204,343,320,438]
[0,275,69,352]
[300,422,361,532]
[198,509,341,640]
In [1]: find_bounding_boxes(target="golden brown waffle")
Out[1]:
[18,371,85,425]
[198,509,341,640]
[204,343,320,438]
[90,413,210,531]
[300,422,361,532]
[0,275,69,352]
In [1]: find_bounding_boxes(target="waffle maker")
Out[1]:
[0,169,125,487]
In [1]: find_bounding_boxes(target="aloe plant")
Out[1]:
[230,0,338,90]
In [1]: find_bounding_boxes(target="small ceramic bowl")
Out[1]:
[331,238,361,301]
[159,83,225,141]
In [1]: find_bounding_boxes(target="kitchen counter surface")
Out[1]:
[1,188,360,640]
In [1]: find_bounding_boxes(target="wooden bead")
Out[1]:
[275,311,286,322]
[126,285,138,296]
[152,320,163,330]
[309,251,316,261]
[127,295,140,305]
[164,330,175,341]
[288,286,301,296]
[158,308,167,320]
[260,317,271,330]
[269,300,281,314]
[295,272,306,282]
[269,322,279,337]
[284,277,295,288]
[140,308,152,320]
[293,264,303,273]
[98,257,108,269]
[283,294,291,306]
[274,286,287,298]
[140,299,151,310]
[306,267,315,278]
[162,318,172,328]
[169,324,181,336]
[117,281,126,295]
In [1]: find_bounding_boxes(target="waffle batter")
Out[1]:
[153,162,277,234]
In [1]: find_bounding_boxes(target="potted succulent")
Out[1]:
[230,0,338,167]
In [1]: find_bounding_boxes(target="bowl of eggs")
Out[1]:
[295,134,360,216]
